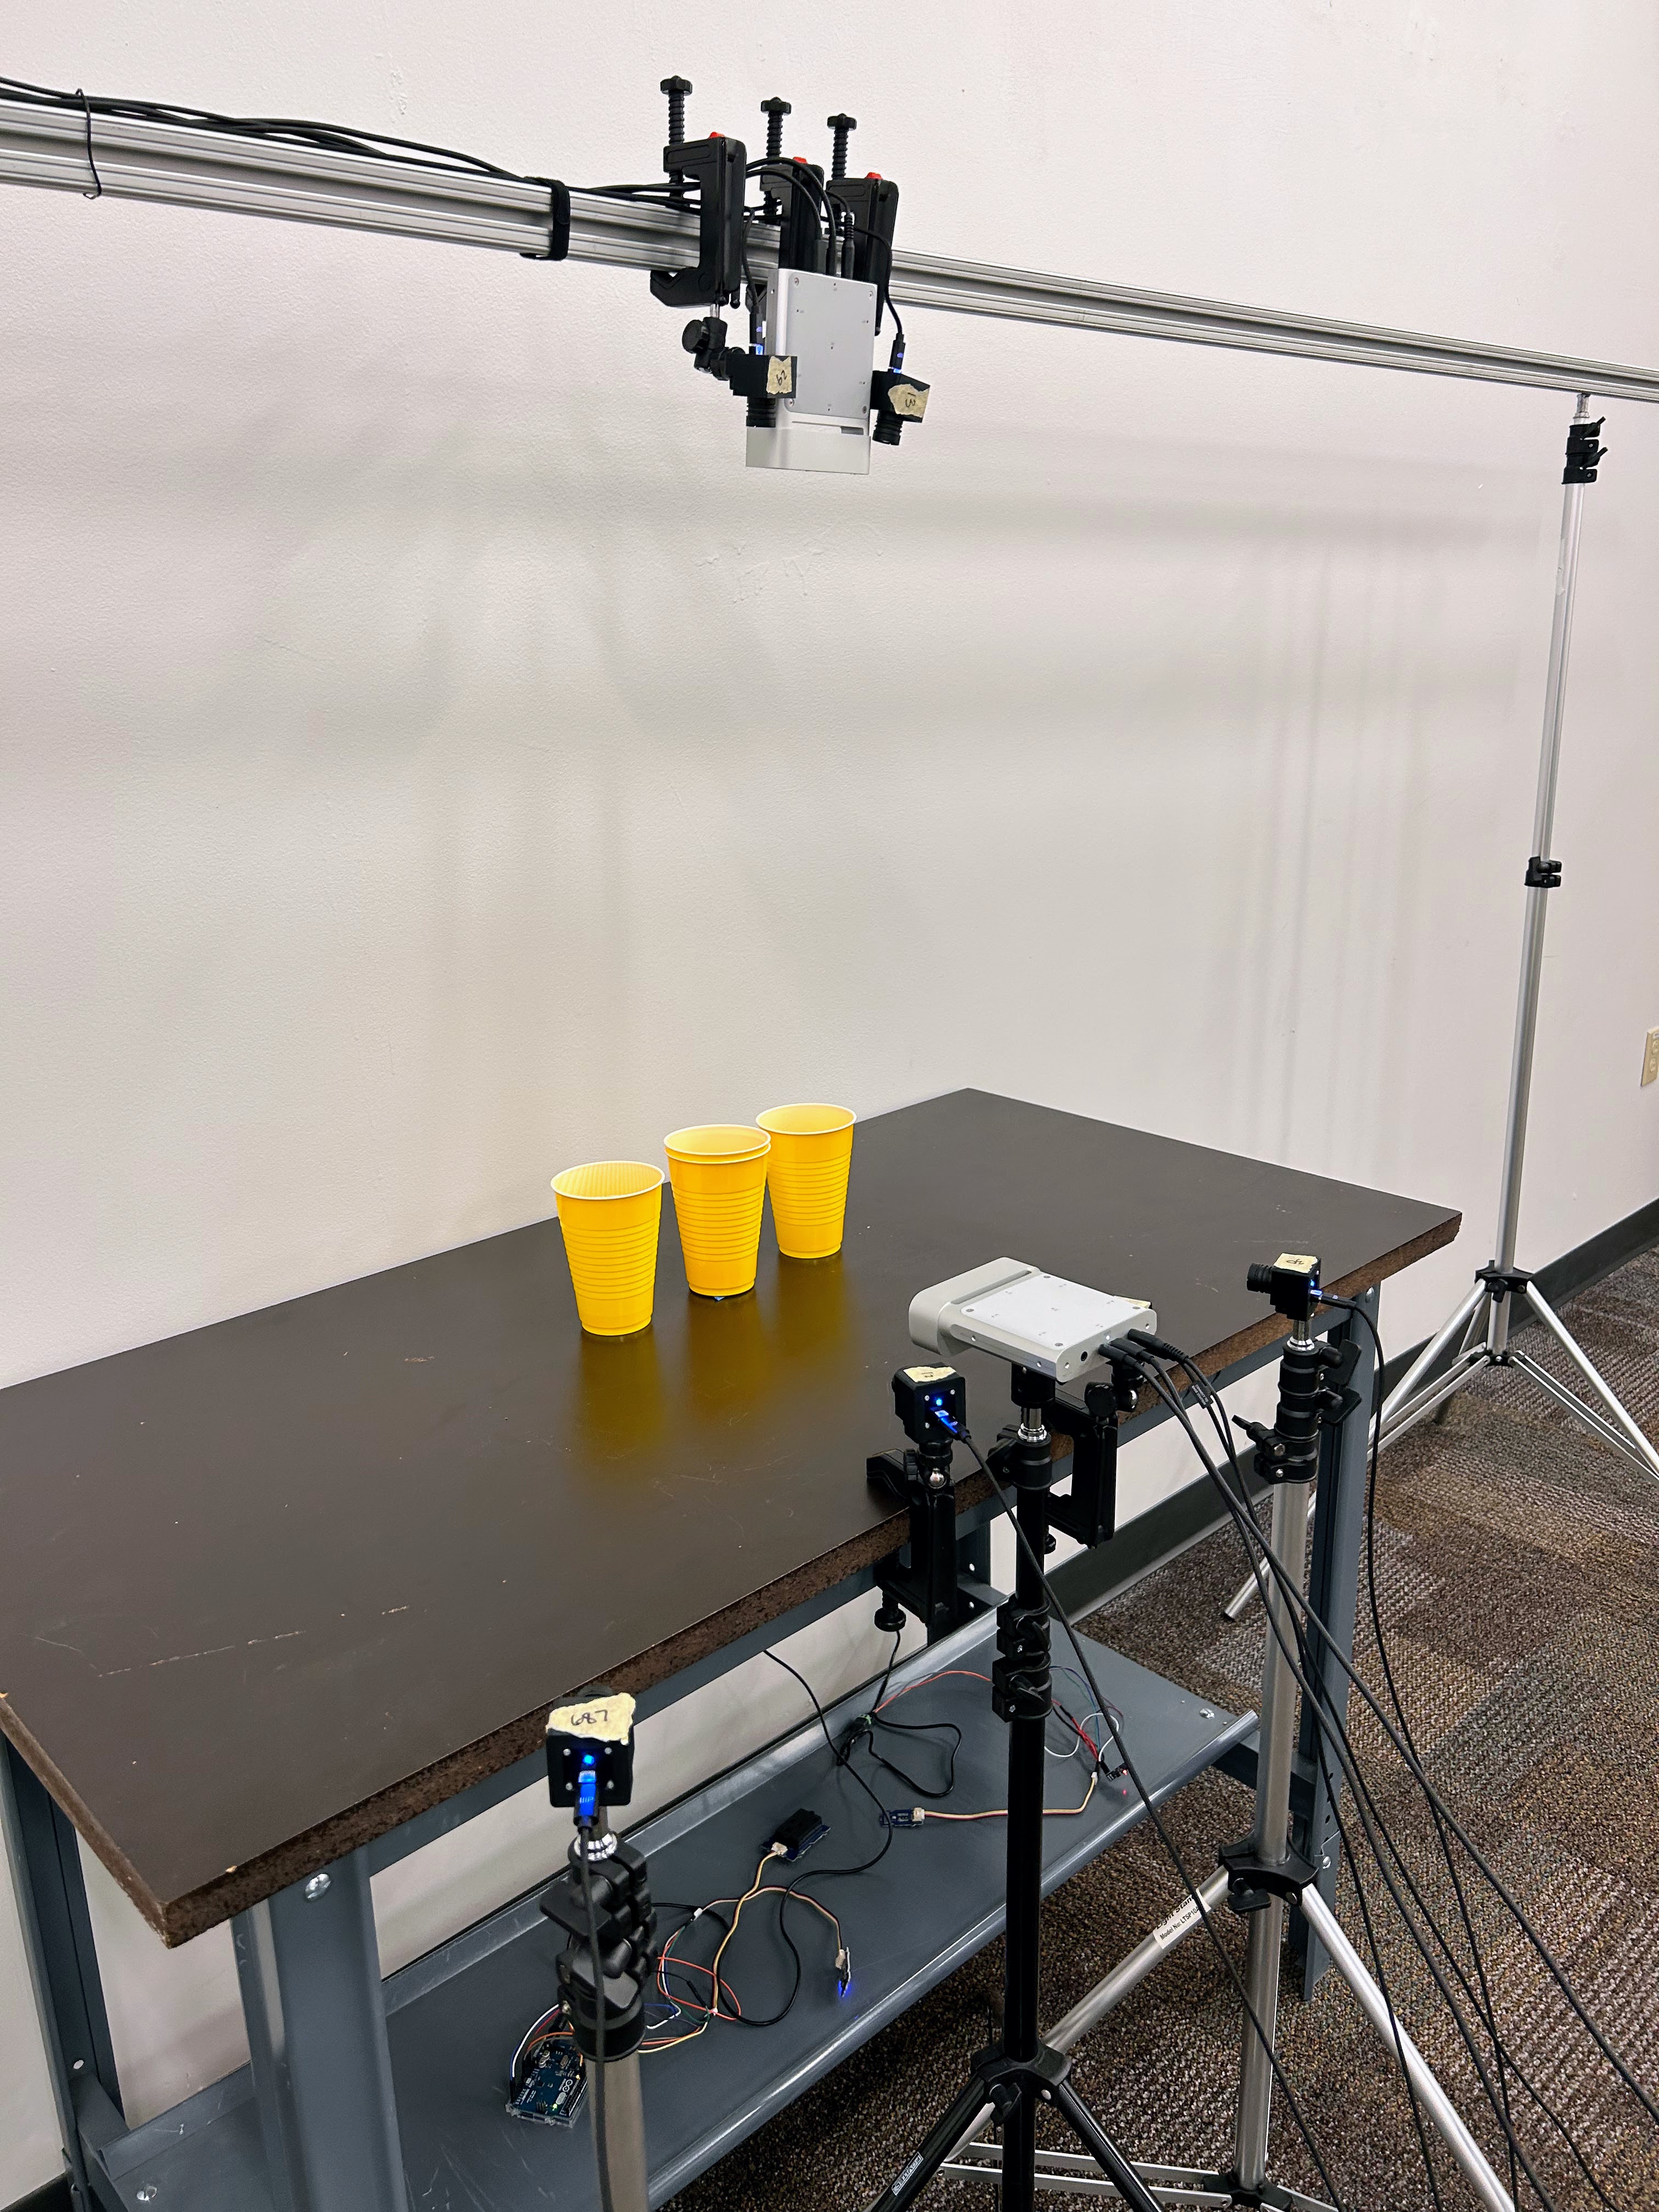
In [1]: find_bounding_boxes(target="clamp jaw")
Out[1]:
[868,1366,991,1638]
[650,130,748,309]
[1045,1368,1138,1549]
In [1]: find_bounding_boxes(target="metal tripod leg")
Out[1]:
[1298,1887,1514,2212]
[1047,1866,1232,2053]
[1378,1344,1487,1448]
[1380,1281,1488,1440]
[1521,1281,1659,1476]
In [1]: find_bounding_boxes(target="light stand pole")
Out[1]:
[1383,397,1659,1477]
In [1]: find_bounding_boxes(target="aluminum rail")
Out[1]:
[5,94,1659,403]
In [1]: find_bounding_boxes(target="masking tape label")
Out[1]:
[548,1691,636,1743]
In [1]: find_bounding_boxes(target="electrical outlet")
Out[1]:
[1644,1028,1659,1087]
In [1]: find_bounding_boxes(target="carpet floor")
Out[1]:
[668,1251,1659,2211]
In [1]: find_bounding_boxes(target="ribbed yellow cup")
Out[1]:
[664,1125,771,1299]
[551,1161,664,1337]
[757,1104,856,1259]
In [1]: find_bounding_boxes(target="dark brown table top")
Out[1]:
[0,1090,1457,1943]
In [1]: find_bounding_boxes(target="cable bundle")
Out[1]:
[939,1312,1658,2209]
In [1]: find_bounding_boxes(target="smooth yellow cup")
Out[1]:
[664,1125,771,1299]
[551,1161,664,1336]
[757,1104,856,1259]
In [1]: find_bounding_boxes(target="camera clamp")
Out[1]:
[638,74,929,471]
[867,1360,1132,1643]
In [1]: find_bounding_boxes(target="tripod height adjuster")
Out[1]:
[1219,1835,1316,1915]
[991,1596,1051,1722]
[1563,417,1606,485]
[1525,854,1563,889]
[1476,1264,1532,1305]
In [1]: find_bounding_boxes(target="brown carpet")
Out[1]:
[668,1251,1659,2211]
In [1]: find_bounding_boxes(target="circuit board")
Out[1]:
[507,2039,588,2128]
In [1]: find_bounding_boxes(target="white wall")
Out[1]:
[4,0,1658,2189]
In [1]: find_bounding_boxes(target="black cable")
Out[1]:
[937,1410,1351,2212]
[1320,1295,1523,2203]
[75,87,100,198]
[575,1833,614,2212]
[0,72,530,179]
[717,1639,901,2028]
[861,1711,962,1799]
[1124,1348,1564,2205]
[1322,1302,1622,2211]
[1127,1340,1616,2204]
[1163,1335,1659,2141]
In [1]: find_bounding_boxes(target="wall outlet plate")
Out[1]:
[1644,1028,1659,1087]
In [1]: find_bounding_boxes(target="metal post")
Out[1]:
[233,1848,409,2212]
[1233,1470,1312,2192]
[599,2049,650,2210]
[1294,1293,1376,1993]
[1488,395,1592,1351]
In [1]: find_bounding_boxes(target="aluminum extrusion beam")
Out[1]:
[3,94,1659,404]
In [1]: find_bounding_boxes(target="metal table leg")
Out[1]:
[233,1848,409,2212]
[1,1739,122,2211]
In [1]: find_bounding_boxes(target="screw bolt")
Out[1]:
[304,1871,331,1901]
[760,96,791,162]
[759,95,791,218]
[137,2192,157,2205]
[826,112,857,180]
[659,76,692,149]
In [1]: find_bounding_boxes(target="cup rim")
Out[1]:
[663,1124,771,1161]
[755,1103,857,1137]
[551,1160,665,1203]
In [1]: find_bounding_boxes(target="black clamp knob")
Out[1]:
[660,75,692,145]
[827,112,857,180]
[759,95,792,217]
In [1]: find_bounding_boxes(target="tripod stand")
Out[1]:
[1382,397,1659,1480]
[936,1260,1516,2211]
[865,1362,1163,2212]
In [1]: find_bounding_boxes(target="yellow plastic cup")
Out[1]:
[551,1161,664,1337]
[757,1104,856,1259]
[664,1125,772,1299]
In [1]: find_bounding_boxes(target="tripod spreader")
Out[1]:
[1219,1833,1317,1917]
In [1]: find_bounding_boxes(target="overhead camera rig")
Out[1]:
[634,76,931,476]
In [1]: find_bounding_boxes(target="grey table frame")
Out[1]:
[3,1306,1375,2212]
